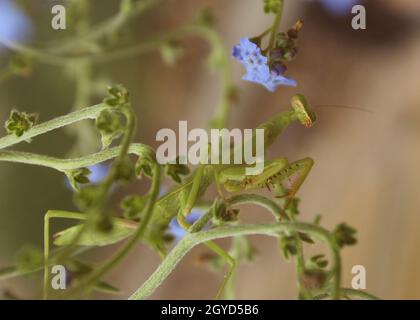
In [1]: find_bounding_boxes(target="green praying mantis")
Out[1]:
[42,94,317,298]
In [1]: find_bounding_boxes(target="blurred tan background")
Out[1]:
[1,0,420,299]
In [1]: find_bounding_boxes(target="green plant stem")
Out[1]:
[129,222,341,300]
[97,23,234,129]
[227,193,287,220]
[0,144,153,171]
[0,37,75,66]
[54,104,137,265]
[294,237,312,299]
[65,4,98,155]
[273,182,312,299]
[2,21,233,129]
[67,59,98,155]
[268,0,284,52]
[226,193,311,299]
[48,0,162,55]
[0,104,109,150]
[0,0,161,66]
[95,23,233,129]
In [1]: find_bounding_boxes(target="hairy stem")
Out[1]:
[0,104,109,150]
[268,0,284,52]
[227,193,287,220]
[54,104,137,265]
[0,144,154,171]
[129,222,341,300]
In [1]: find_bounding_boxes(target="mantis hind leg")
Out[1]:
[271,158,315,298]
[177,165,236,299]
[204,241,236,299]
[178,210,237,300]
[43,210,87,299]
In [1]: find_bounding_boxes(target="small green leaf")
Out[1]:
[54,218,136,247]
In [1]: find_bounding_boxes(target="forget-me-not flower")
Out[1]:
[87,163,109,184]
[232,38,296,92]
[0,0,32,51]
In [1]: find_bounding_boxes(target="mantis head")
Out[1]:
[291,94,317,128]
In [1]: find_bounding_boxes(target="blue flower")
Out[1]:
[0,0,32,50]
[87,163,109,184]
[318,0,361,15]
[168,209,206,241]
[232,38,296,92]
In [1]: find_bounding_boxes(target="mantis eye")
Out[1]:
[291,94,317,128]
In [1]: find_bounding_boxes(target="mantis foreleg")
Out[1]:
[274,157,314,211]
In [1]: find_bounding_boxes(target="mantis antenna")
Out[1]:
[314,104,373,114]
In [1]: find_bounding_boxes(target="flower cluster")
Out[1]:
[232,38,296,92]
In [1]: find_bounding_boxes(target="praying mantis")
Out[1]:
[44,94,317,298]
